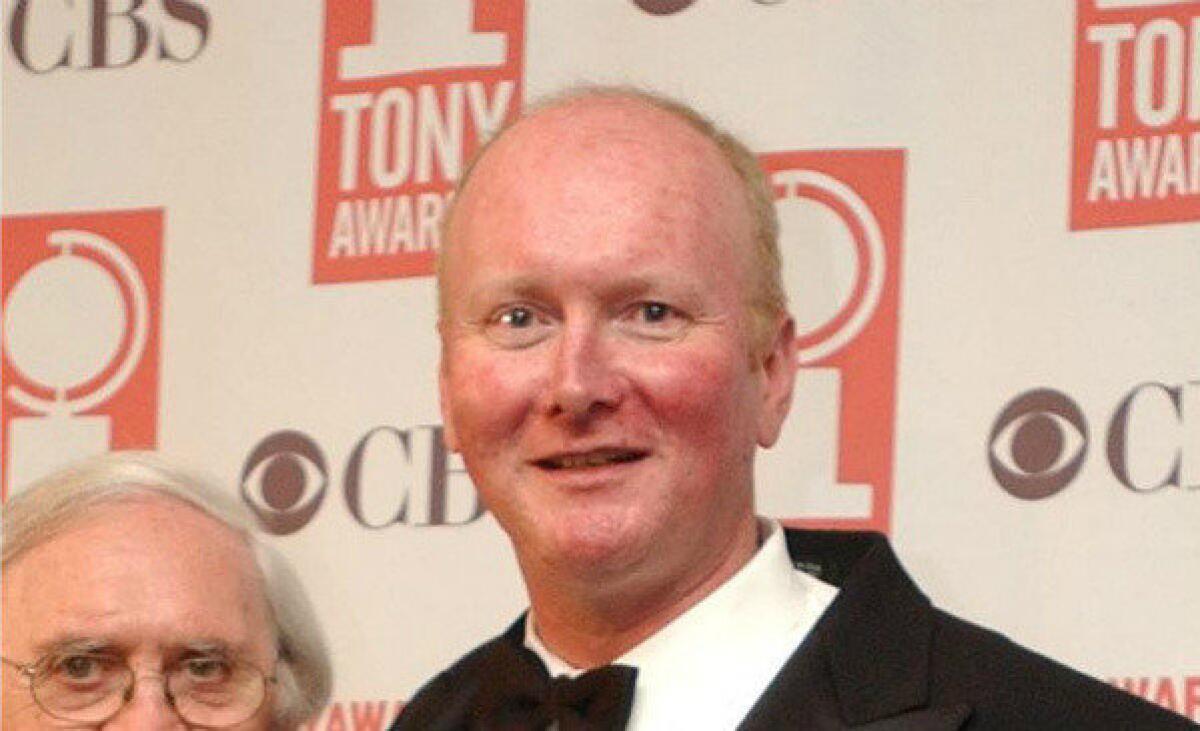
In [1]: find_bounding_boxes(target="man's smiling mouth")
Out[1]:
[534,449,648,470]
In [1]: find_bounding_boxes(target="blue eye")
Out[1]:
[485,305,554,348]
[617,301,689,340]
[640,302,670,322]
[499,307,534,328]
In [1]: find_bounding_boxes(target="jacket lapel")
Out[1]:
[739,530,973,730]
[852,705,973,730]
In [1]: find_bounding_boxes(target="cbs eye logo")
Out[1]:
[240,425,483,535]
[631,0,783,14]
[240,431,329,535]
[988,389,1088,500]
[632,0,698,13]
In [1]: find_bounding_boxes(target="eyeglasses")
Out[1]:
[1,650,276,727]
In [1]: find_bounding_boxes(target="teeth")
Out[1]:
[548,451,639,469]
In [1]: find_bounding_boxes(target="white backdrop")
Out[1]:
[4,1,1198,726]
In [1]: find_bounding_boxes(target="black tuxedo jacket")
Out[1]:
[393,529,1196,730]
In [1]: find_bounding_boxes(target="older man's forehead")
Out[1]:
[66,496,250,553]
[5,496,265,607]
[2,498,272,662]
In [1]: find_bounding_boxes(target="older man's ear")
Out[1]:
[756,316,798,449]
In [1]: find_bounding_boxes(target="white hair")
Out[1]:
[2,451,332,729]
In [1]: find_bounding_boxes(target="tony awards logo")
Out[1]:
[756,150,904,533]
[2,210,162,498]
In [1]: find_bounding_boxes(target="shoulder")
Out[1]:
[388,642,492,730]
[779,528,1194,729]
[390,620,526,731]
[927,608,1195,729]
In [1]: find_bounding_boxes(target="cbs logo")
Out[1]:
[631,0,783,14]
[988,389,1088,500]
[8,0,209,73]
[240,426,484,535]
[988,382,1199,500]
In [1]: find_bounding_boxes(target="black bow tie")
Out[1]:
[472,640,637,731]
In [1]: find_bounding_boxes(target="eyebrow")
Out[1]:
[465,276,545,306]
[176,639,236,656]
[30,637,115,659]
[466,273,696,308]
[29,636,242,661]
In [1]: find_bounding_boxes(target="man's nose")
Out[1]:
[103,674,186,731]
[544,318,622,422]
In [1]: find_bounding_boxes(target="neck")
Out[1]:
[521,516,760,668]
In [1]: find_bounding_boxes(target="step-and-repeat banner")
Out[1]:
[3,1,1197,726]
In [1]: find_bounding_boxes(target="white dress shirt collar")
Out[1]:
[525,519,838,730]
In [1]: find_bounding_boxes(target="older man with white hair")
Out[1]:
[1,451,331,730]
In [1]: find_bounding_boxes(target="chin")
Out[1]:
[541,511,654,576]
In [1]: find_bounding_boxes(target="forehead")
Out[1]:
[481,96,730,186]
[443,96,755,289]
[1,497,271,657]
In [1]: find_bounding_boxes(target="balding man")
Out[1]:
[1,452,331,730]
[394,88,1194,730]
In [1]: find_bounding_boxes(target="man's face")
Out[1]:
[1,497,277,730]
[438,97,795,587]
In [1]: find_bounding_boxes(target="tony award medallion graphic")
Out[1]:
[2,211,162,498]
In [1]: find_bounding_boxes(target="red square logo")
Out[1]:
[312,1,527,283]
[1071,0,1200,230]
[760,150,904,534]
[2,209,163,498]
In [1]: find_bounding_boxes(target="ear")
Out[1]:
[756,315,797,448]
[437,326,461,454]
